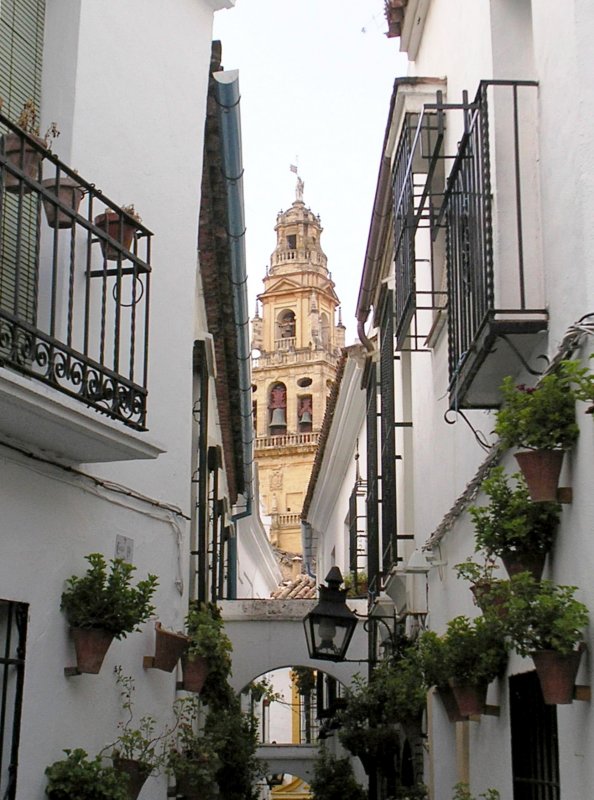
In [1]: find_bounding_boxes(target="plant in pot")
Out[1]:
[336,674,400,777]
[41,170,84,229]
[378,650,427,739]
[45,748,128,800]
[310,748,367,800]
[166,695,220,800]
[454,555,505,611]
[500,573,588,704]
[60,553,158,674]
[182,601,232,702]
[451,784,500,800]
[2,99,59,193]
[94,204,142,261]
[102,667,170,800]
[469,468,561,580]
[204,695,263,800]
[494,365,579,501]
[416,630,466,722]
[443,615,508,716]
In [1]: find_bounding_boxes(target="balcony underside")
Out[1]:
[0,367,163,463]
[448,310,548,410]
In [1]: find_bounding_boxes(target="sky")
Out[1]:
[213,0,408,343]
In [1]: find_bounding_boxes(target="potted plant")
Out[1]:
[2,99,58,193]
[454,556,505,611]
[60,553,158,674]
[501,573,588,704]
[95,204,142,261]
[45,749,128,800]
[416,630,466,722]
[494,365,579,501]
[451,784,500,800]
[102,667,170,799]
[41,172,84,229]
[469,468,560,579]
[444,615,508,716]
[310,748,367,800]
[182,602,232,701]
[166,696,220,800]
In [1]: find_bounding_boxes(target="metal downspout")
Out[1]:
[214,69,252,599]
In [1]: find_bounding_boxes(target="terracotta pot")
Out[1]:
[95,210,137,260]
[532,648,582,705]
[153,622,189,672]
[514,449,564,502]
[501,551,547,581]
[2,132,44,192]
[448,679,488,716]
[113,757,151,800]
[181,653,209,692]
[470,581,508,618]
[41,176,84,228]
[435,685,467,722]
[71,627,114,674]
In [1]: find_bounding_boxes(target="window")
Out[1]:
[510,671,560,799]
[0,600,28,800]
[298,395,312,432]
[286,234,296,249]
[277,310,296,340]
[268,382,287,434]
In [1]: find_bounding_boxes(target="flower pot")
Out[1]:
[435,686,467,722]
[113,757,151,800]
[448,679,488,716]
[2,132,44,192]
[153,622,189,672]
[181,653,209,692]
[41,176,84,228]
[71,627,114,674]
[501,551,547,581]
[531,648,582,705]
[514,449,564,502]
[470,581,508,618]
[95,210,137,260]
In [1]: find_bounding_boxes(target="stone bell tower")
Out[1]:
[251,176,345,554]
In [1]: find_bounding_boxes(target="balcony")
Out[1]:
[255,431,320,451]
[393,80,548,409]
[0,113,159,462]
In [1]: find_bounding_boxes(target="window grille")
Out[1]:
[510,671,560,800]
[379,289,397,571]
[0,600,28,800]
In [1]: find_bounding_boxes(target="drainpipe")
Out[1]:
[214,69,252,599]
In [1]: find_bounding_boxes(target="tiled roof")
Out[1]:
[271,574,317,600]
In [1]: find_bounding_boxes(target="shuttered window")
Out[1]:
[0,0,45,325]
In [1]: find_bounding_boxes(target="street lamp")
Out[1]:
[303,566,359,662]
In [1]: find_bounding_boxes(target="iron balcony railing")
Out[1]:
[0,111,152,430]
[392,80,545,406]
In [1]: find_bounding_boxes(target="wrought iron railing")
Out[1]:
[0,111,152,430]
[0,599,28,800]
[434,81,540,393]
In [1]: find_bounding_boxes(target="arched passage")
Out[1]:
[219,598,369,694]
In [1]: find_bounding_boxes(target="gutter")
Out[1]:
[214,69,253,597]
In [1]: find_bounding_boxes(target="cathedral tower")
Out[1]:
[251,179,345,553]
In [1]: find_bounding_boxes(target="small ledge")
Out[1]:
[64,666,83,677]
[468,705,500,721]
[557,487,573,504]
[574,685,591,702]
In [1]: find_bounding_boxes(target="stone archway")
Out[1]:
[219,598,369,694]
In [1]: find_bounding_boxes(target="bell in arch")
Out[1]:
[299,410,312,425]
[270,407,287,427]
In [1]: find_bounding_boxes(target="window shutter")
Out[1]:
[0,0,45,326]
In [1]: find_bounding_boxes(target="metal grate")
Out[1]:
[0,600,28,800]
[510,671,560,800]
[379,289,397,572]
[0,110,152,429]
[365,361,380,594]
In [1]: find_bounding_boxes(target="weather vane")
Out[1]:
[290,160,304,202]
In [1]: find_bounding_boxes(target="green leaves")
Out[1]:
[442,615,507,685]
[60,553,158,639]
[45,749,128,800]
[185,602,233,704]
[311,750,367,800]
[470,468,560,557]
[495,365,579,451]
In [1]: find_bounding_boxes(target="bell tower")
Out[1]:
[251,178,345,554]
